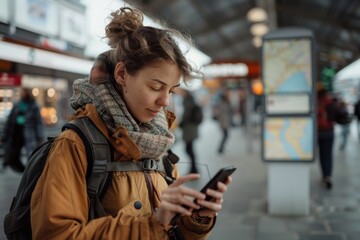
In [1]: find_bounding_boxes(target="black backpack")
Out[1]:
[3,117,179,240]
[335,112,352,125]
[334,108,352,125]
[354,102,360,118]
[190,104,203,125]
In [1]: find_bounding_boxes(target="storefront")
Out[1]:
[0,73,22,123]
[0,72,69,126]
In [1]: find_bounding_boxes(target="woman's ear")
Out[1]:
[114,62,126,85]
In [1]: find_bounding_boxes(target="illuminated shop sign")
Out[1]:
[0,73,22,86]
[203,63,249,78]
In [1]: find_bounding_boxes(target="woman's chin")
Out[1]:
[142,118,153,123]
[137,116,153,124]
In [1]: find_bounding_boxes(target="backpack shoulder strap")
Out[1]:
[62,117,112,220]
[162,149,179,184]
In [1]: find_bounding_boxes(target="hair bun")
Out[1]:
[106,7,144,48]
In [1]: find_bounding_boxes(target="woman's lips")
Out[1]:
[148,109,160,116]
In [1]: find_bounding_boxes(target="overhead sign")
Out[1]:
[203,60,260,79]
[0,41,93,75]
[203,63,249,78]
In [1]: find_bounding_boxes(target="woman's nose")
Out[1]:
[156,92,170,107]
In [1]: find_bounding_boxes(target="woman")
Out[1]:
[30,7,232,239]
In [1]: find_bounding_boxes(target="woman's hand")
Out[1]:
[155,174,233,226]
[196,176,232,217]
[155,174,206,226]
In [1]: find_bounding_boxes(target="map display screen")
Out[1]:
[263,116,314,161]
[263,38,312,94]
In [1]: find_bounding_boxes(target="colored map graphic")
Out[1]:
[263,39,312,93]
[263,117,313,161]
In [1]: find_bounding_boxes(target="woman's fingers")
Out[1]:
[159,174,208,214]
[195,176,233,216]
[164,185,205,200]
[206,188,223,200]
[224,176,233,185]
[157,174,233,224]
[216,179,229,193]
[162,185,205,210]
[160,200,192,216]
[170,173,201,187]
[197,199,222,212]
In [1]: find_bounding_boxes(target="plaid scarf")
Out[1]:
[70,77,175,159]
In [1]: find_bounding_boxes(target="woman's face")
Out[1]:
[115,61,181,123]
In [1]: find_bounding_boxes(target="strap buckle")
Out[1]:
[142,159,158,171]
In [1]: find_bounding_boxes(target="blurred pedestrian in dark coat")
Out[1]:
[214,92,232,154]
[317,88,336,189]
[1,88,44,172]
[179,90,200,173]
[354,98,360,139]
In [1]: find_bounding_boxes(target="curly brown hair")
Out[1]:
[105,7,202,82]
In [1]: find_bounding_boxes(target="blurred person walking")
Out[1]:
[213,91,233,154]
[239,91,246,126]
[317,88,336,189]
[179,89,202,173]
[354,98,360,140]
[1,88,44,172]
[335,99,352,150]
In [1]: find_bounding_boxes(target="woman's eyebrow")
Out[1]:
[151,79,180,88]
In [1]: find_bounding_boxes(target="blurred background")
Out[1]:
[1,0,360,239]
[0,0,359,131]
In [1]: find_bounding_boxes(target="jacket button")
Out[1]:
[134,201,142,209]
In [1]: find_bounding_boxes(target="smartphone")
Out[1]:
[198,166,237,201]
[175,166,237,216]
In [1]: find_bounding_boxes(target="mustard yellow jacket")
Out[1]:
[30,104,215,239]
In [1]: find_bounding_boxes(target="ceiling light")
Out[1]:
[250,23,269,36]
[247,7,268,22]
[252,36,262,48]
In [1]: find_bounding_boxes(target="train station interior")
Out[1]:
[1,0,360,239]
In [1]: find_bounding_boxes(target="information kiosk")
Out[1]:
[261,28,316,215]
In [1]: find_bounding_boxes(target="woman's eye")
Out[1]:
[151,86,162,91]
[170,87,178,94]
